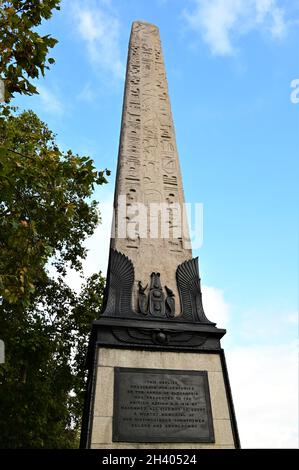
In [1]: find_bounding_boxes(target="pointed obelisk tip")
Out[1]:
[131,20,159,31]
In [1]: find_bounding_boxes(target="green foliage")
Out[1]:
[0,0,110,449]
[0,108,109,447]
[0,273,105,448]
[0,0,60,100]
[0,109,109,447]
[0,108,110,304]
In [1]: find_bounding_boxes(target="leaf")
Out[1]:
[0,1,60,100]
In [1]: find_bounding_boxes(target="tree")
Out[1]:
[0,109,109,305]
[0,109,109,448]
[0,1,110,448]
[0,273,105,448]
[0,0,60,100]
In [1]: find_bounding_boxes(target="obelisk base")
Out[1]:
[86,347,239,449]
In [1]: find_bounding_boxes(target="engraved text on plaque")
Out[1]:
[113,367,215,443]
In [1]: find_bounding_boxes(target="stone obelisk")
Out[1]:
[111,21,191,308]
[80,21,240,449]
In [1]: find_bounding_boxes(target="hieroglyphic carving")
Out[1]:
[125,158,140,181]
[162,158,176,174]
[114,21,192,309]
[163,175,177,187]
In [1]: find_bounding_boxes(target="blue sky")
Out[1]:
[15,0,298,448]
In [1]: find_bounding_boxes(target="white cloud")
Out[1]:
[202,285,230,327]
[270,7,285,37]
[37,85,64,116]
[77,81,97,102]
[183,0,287,56]
[226,342,298,448]
[71,0,124,79]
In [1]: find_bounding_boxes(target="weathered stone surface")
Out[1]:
[91,417,112,444]
[94,366,114,417]
[98,348,222,371]
[208,371,231,419]
[213,419,235,445]
[111,21,192,309]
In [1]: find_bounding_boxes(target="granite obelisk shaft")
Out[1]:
[111,21,192,308]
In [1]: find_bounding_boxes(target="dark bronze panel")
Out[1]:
[113,367,215,443]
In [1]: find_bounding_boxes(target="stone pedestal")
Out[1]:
[80,318,240,449]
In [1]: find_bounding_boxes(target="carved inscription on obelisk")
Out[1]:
[111,21,192,310]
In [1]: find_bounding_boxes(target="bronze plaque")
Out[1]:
[113,367,215,443]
